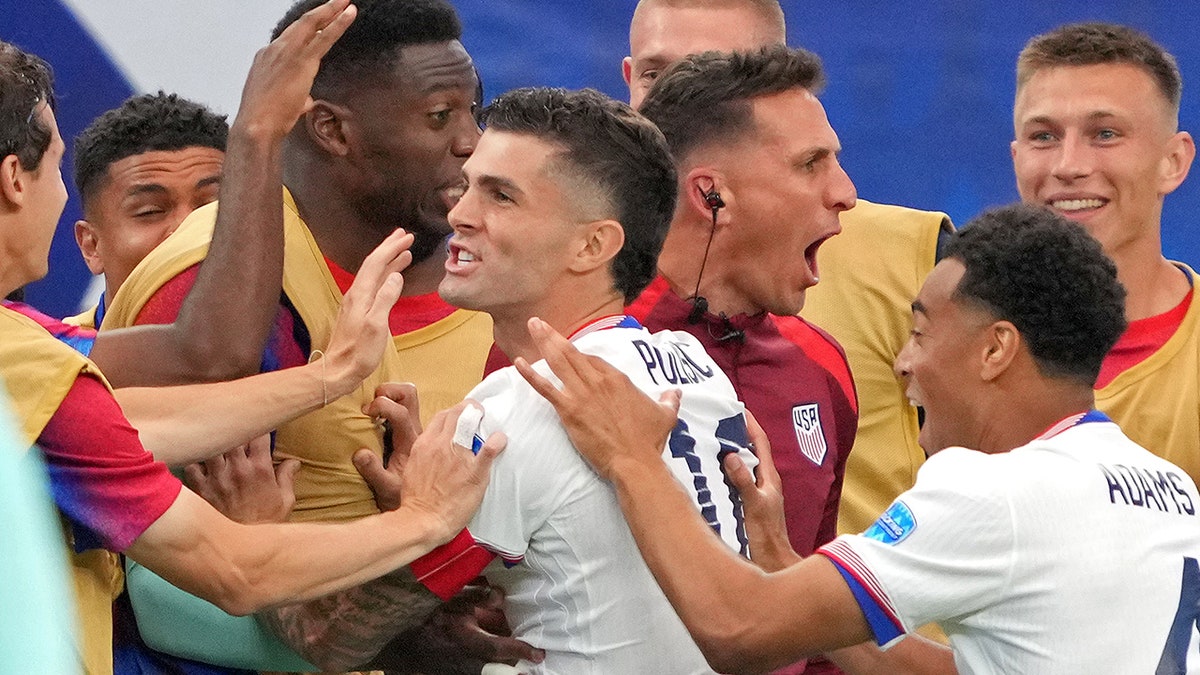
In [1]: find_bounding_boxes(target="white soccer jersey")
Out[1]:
[820,411,1200,674]
[465,316,756,674]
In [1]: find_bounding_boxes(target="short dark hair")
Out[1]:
[480,87,677,303]
[638,44,824,160]
[0,40,56,171]
[1018,23,1182,116]
[945,203,1127,386]
[272,0,462,101]
[74,92,229,205]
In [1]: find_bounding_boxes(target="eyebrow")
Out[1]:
[911,299,928,316]
[195,176,221,190]
[1022,110,1121,127]
[471,173,524,199]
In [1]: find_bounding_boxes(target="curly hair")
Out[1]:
[73,91,228,205]
[945,203,1127,386]
[481,87,677,303]
[638,44,823,161]
[1018,23,1181,117]
[272,0,462,101]
[0,40,56,171]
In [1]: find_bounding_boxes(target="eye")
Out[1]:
[1029,130,1056,144]
[492,188,514,204]
[640,69,660,83]
[1095,128,1119,141]
[429,109,453,128]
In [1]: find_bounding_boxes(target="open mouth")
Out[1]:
[804,232,836,281]
[440,184,466,212]
[445,241,479,272]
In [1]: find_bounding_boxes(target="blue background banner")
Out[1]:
[4,1,1198,317]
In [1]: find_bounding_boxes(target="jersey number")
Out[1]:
[667,414,750,557]
[1158,556,1200,674]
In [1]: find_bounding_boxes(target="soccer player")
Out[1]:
[522,203,1200,673]
[624,0,954,542]
[104,0,487,523]
[1010,23,1199,484]
[0,7,505,675]
[431,85,756,672]
[69,92,227,329]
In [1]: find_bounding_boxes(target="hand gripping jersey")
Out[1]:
[413,316,757,674]
[819,412,1200,674]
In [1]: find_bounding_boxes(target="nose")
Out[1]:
[447,183,476,232]
[827,162,857,212]
[1051,132,1092,182]
[452,114,481,159]
[894,336,914,380]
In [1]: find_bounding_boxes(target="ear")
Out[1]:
[74,220,105,275]
[0,154,26,209]
[1159,130,1195,196]
[683,167,731,228]
[1010,139,1018,163]
[622,56,634,87]
[304,100,351,157]
[979,320,1020,382]
[569,219,625,274]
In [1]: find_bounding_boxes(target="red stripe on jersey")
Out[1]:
[818,540,904,630]
[626,275,671,320]
[410,529,497,601]
[771,315,858,415]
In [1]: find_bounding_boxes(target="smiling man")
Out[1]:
[1010,23,1198,485]
[521,203,1200,674]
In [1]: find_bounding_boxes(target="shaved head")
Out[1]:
[625,0,786,108]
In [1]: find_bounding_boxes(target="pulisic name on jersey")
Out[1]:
[1099,463,1196,516]
[633,339,715,386]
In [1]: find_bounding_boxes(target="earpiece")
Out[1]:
[702,189,725,211]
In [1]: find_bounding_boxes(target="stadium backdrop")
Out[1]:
[3,0,1198,318]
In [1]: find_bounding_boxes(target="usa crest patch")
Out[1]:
[791,403,827,465]
[863,501,917,545]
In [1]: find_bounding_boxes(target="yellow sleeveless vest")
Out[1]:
[1096,264,1200,484]
[802,199,951,535]
[105,190,402,523]
[0,304,121,675]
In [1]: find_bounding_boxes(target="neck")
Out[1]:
[1109,248,1189,321]
[285,163,448,297]
[492,292,624,364]
[970,379,1095,454]
[657,216,752,317]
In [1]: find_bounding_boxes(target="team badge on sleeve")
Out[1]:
[863,501,917,545]
[791,403,827,465]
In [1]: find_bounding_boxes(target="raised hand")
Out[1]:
[234,0,357,140]
[514,316,680,480]
[323,229,414,399]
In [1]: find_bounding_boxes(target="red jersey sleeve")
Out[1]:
[134,264,202,326]
[38,374,182,553]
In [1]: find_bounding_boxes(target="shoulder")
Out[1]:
[767,314,855,401]
[103,203,217,329]
[840,199,953,239]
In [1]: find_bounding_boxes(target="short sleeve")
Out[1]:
[466,370,577,562]
[38,374,182,552]
[817,448,1015,645]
